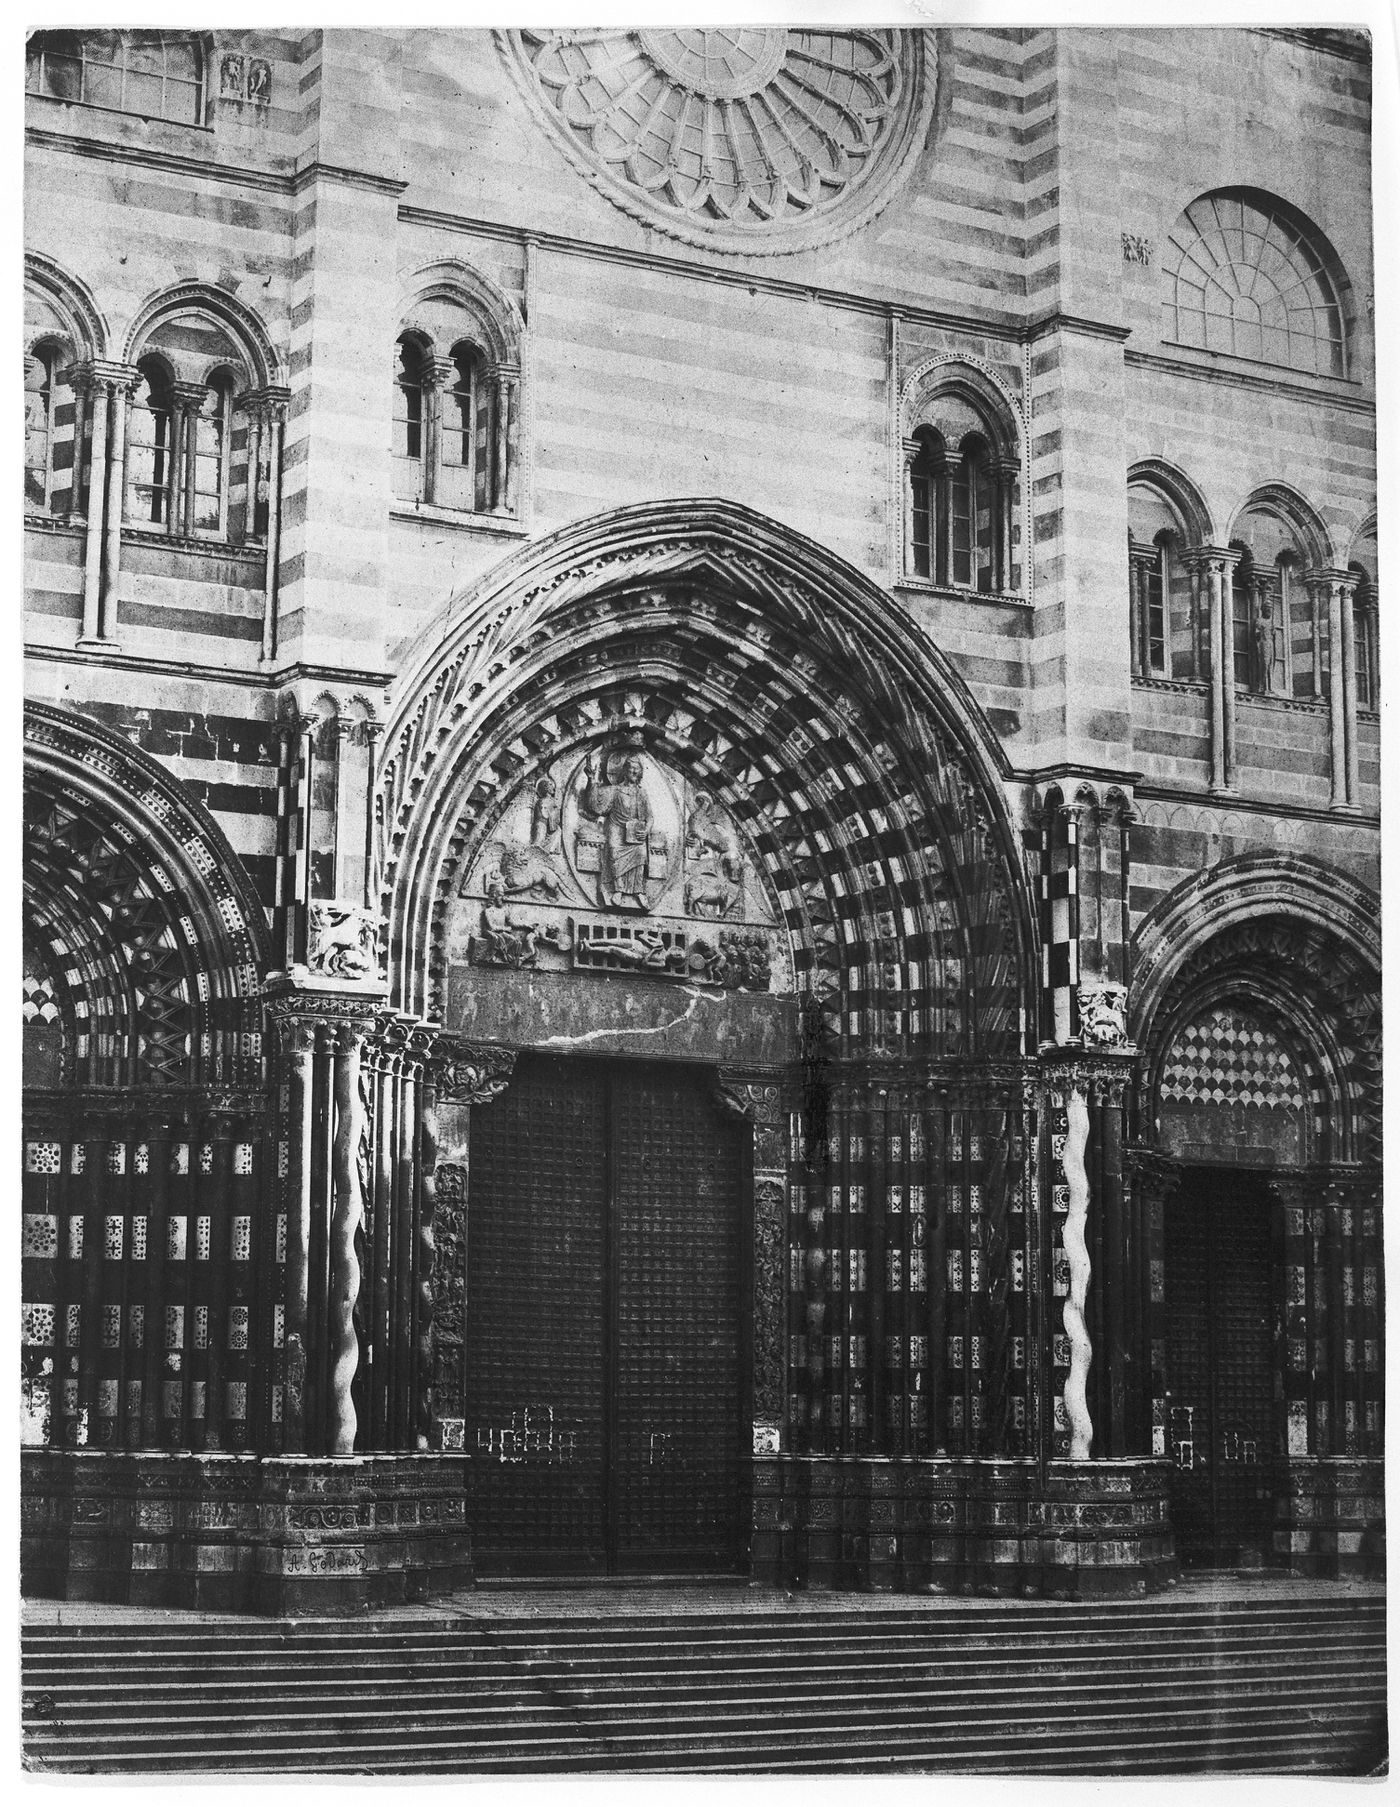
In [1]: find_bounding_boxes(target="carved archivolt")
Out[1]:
[1140,907,1380,1166]
[378,500,1036,1057]
[499,28,937,256]
[23,702,269,1091]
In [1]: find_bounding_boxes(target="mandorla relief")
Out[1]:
[455,741,787,992]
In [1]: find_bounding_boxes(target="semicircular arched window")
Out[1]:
[26,31,204,126]
[1162,190,1347,379]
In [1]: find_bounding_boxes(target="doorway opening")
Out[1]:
[1164,1166,1280,1567]
[463,1053,749,1576]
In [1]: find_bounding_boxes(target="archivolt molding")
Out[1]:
[1131,854,1380,1164]
[1345,509,1378,569]
[121,279,284,388]
[1131,852,1378,1037]
[899,352,1026,451]
[398,260,524,373]
[1126,456,1216,547]
[378,500,1036,1051]
[24,703,270,1090]
[25,253,109,362]
[1227,480,1336,569]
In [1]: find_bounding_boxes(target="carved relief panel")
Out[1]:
[452,742,792,994]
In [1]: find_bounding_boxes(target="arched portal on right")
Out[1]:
[1132,864,1382,1576]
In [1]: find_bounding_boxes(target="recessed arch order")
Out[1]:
[378,499,1038,1064]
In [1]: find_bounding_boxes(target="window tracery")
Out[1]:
[1162,189,1348,379]
[501,28,936,256]
[26,31,204,126]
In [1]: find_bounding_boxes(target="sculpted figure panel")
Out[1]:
[454,736,789,993]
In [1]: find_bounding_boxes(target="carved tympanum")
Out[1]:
[457,739,788,993]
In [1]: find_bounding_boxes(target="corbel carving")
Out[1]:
[425,1034,518,1107]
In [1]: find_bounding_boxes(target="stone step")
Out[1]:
[24,1591,1385,1775]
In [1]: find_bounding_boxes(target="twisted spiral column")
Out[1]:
[327,1022,365,1456]
[415,1053,440,1451]
[1062,1083,1094,1460]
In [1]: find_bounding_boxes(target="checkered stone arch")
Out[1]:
[24,702,269,1090]
[1143,914,1378,1169]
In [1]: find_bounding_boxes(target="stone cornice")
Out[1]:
[1125,347,1373,416]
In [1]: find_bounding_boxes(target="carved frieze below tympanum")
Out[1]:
[453,739,790,994]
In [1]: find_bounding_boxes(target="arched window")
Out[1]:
[1230,548,1257,690]
[128,357,175,527]
[25,347,56,514]
[908,427,943,580]
[125,306,264,544]
[191,373,233,536]
[1127,483,1196,679]
[437,341,479,511]
[396,262,525,520]
[1231,505,1317,697]
[903,396,1015,594]
[26,31,203,125]
[1349,529,1378,712]
[1162,189,1348,379]
[393,336,427,503]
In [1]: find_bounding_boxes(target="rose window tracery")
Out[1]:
[502,28,936,255]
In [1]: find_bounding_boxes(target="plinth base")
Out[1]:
[749,1456,1178,1597]
[21,1449,472,1615]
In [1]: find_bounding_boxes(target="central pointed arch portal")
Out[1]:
[379,501,1167,1588]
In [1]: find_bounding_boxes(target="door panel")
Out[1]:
[464,1055,744,1575]
[1165,1172,1278,1566]
[612,1067,744,1569]
[464,1056,609,1571]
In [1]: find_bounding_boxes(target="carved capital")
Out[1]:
[714,1070,788,1127]
[1122,1145,1183,1204]
[238,383,291,422]
[67,357,142,399]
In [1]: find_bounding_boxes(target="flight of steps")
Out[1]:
[22,1589,1387,1776]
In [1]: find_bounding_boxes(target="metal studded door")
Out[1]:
[611,1066,745,1571]
[464,1055,745,1575]
[1164,1171,1278,1566]
[465,1056,610,1572]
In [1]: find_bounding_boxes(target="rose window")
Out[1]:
[502,28,936,255]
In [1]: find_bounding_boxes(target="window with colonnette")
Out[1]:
[1128,474,1378,712]
[901,365,1021,596]
[393,264,524,520]
[125,304,274,548]
[24,262,103,523]
[1347,524,1378,714]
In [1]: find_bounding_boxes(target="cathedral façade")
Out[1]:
[22,26,1381,1611]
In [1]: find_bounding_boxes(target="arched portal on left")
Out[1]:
[22,701,268,1455]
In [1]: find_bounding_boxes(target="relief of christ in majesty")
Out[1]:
[577,750,654,909]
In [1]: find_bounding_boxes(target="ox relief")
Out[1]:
[454,742,787,992]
